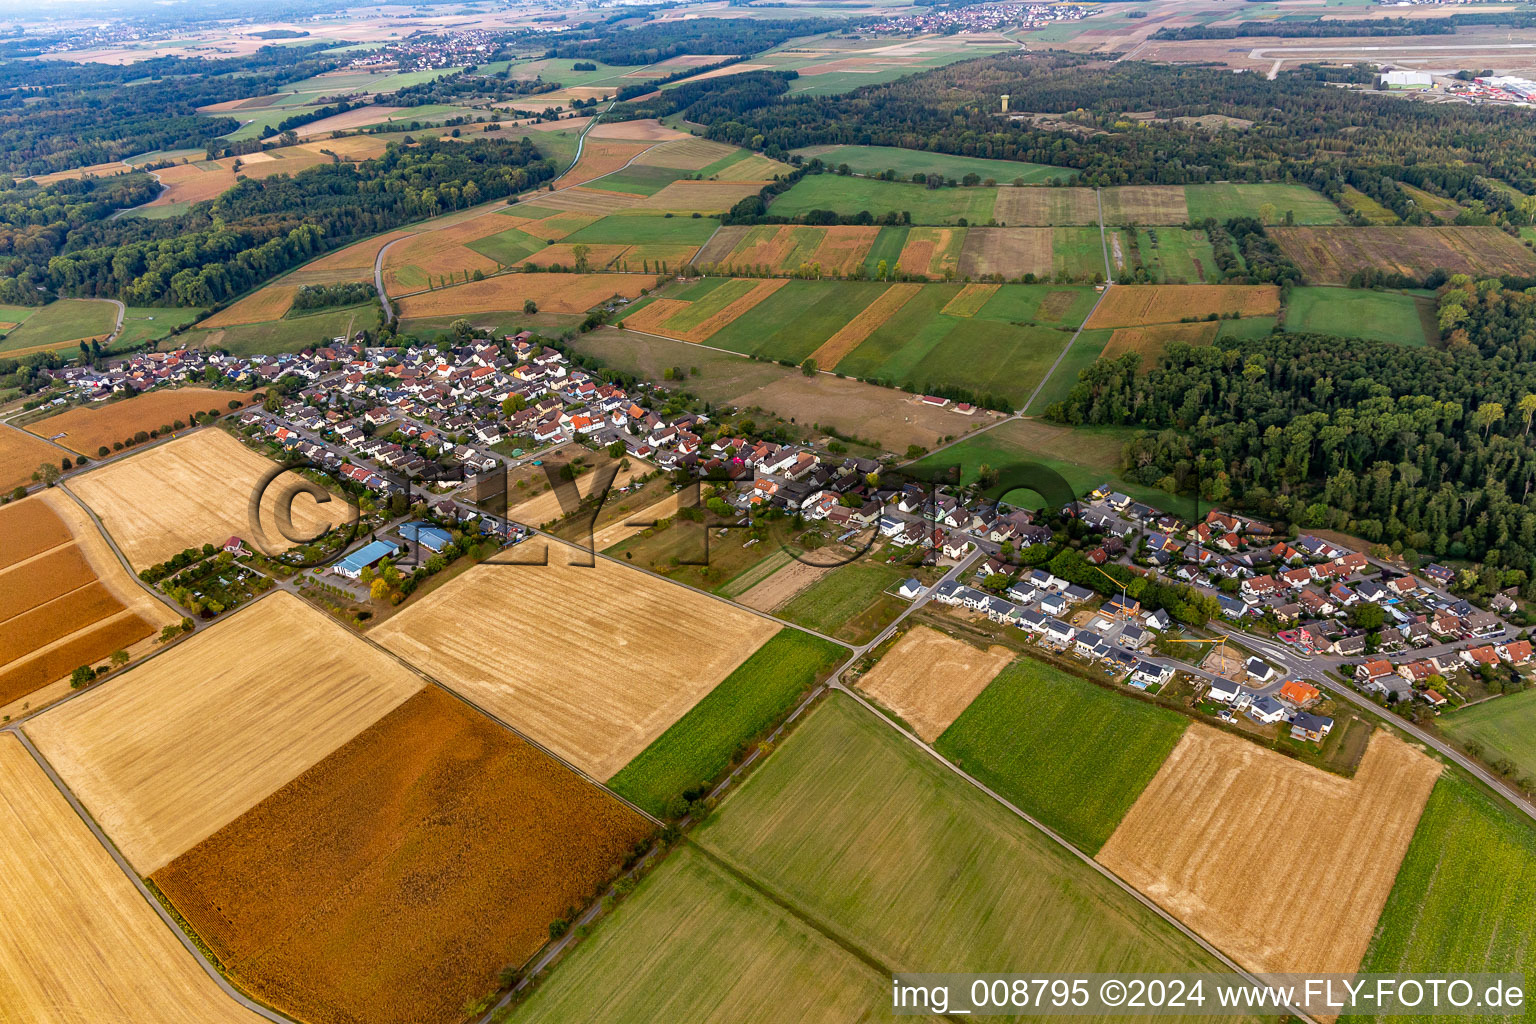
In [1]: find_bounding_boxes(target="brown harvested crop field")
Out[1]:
[958,228,1053,279]
[622,297,692,335]
[1270,225,1536,285]
[897,227,962,279]
[383,231,501,294]
[0,422,62,493]
[1101,185,1189,225]
[28,387,255,456]
[733,373,995,453]
[636,180,767,214]
[810,282,922,366]
[68,428,357,571]
[1096,725,1441,976]
[294,104,406,138]
[503,209,601,240]
[594,118,692,143]
[373,559,780,780]
[714,153,793,181]
[1085,284,1280,329]
[736,557,835,612]
[555,138,655,188]
[0,489,171,709]
[519,242,630,269]
[942,282,1001,317]
[714,225,800,270]
[526,187,644,215]
[290,229,411,280]
[504,456,648,529]
[200,284,297,327]
[395,272,659,318]
[992,187,1098,226]
[809,225,880,275]
[0,734,267,1024]
[153,686,651,1024]
[682,278,788,343]
[1100,320,1220,364]
[858,626,1012,742]
[26,591,424,875]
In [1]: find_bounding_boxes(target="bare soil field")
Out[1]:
[1096,725,1441,975]
[153,686,651,1024]
[1271,225,1536,285]
[1086,285,1280,329]
[26,592,424,874]
[737,556,836,612]
[201,285,297,327]
[0,734,267,1024]
[373,559,779,780]
[29,387,255,455]
[733,373,997,452]
[810,282,923,366]
[0,422,62,493]
[395,272,659,318]
[1102,186,1189,225]
[555,138,655,188]
[0,488,170,710]
[68,428,356,570]
[693,225,747,267]
[942,282,1001,317]
[993,187,1098,226]
[1100,320,1220,364]
[858,626,1013,742]
[809,225,879,275]
[636,180,767,214]
[897,227,962,279]
[958,228,1053,278]
[294,104,406,138]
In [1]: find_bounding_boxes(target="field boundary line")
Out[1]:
[689,217,727,269]
[1097,185,1113,284]
[1021,283,1112,415]
[8,727,297,1024]
[56,480,190,620]
[830,681,1322,1024]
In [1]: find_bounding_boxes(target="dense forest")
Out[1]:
[539,16,858,66]
[1046,277,1536,596]
[6,137,554,306]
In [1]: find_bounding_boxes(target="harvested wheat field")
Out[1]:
[1086,285,1280,329]
[0,489,171,711]
[1270,225,1536,285]
[957,227,1053,279]
[942,282,1001,317]
[858,626,1013,742]
[505,457,647,529]
[0,734,266,1024]
[0,423,61,493]
[622,297,692,335]
[383,226,503,293]
[1096,725,1441,976]
[68,428,356,571]
[153,685,650,1024]
[1100,320,1220,365]
[504,208,602,240]
[898,226,964,279]
[736,557,836,613]
[810,282,922,367]
[290,229,412,282]
[993,187,1098,226]
[636,180,766,214]
[374,559,779,780]
[519,242,630,269]
[637,136,738,169]
[26,591,424,875]
[295,104,405,138]
[591,488,688,551]
[714,153,793,181]
[147,163,239,206]
[395,272,659,318]
[556,138,655,188]
[590,118,689,142]
[201,284,297,327]
[29,387,255,456]
[525,187,644,215]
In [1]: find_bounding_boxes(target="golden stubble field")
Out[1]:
[0,734,266,1024]
[1086,284,1280,329]
[68,428,356,571]
[26,591,424,874]
[373,558,780,780]
[857,626,1013,743]
[27,387,255,456]
[1096,724,1442,976]
[0,422,60,493]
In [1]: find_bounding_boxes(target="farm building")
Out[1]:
[333,539,400,579]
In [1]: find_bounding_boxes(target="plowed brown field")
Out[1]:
[373,559,779,780]
[858,626,1012,742]
[0,734,267,1024]
[26,591,424,874]
[992,187,1098,226]
[1100,320,1220,364]
[1096,725,1441,976]
[153,686,652,1024]
[1270,225,1536,285]
[28,387,255,456]
[957,228,1053,279]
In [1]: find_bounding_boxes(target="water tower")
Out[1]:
[1000,94,1010,113]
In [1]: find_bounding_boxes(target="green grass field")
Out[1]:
[585,164,692,196]
[0,299,119,354]
[706,279,886,362]
[608,628,846,817]
[565,214,720,245]
[1438,689,1536,784]
[861,225,909,277]
[1134,227,1218,284]
[1184,183,1344,225]
[1217,316,1278,342]
[1340,186,1399,225]
[1055,227,1110,281]
[188,302,374,355]
[777,562,909,644]
[508,844,908,1024]
[468,225,547,266]
[694,693,1248,995]
[1027,327,1112,413]
[936,657,1189,853]
[114,306,204,349]
[793,145,1071,185]
[1283,287,1431,346]
[768,175,997,225]
[1346,773,1536,1024]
